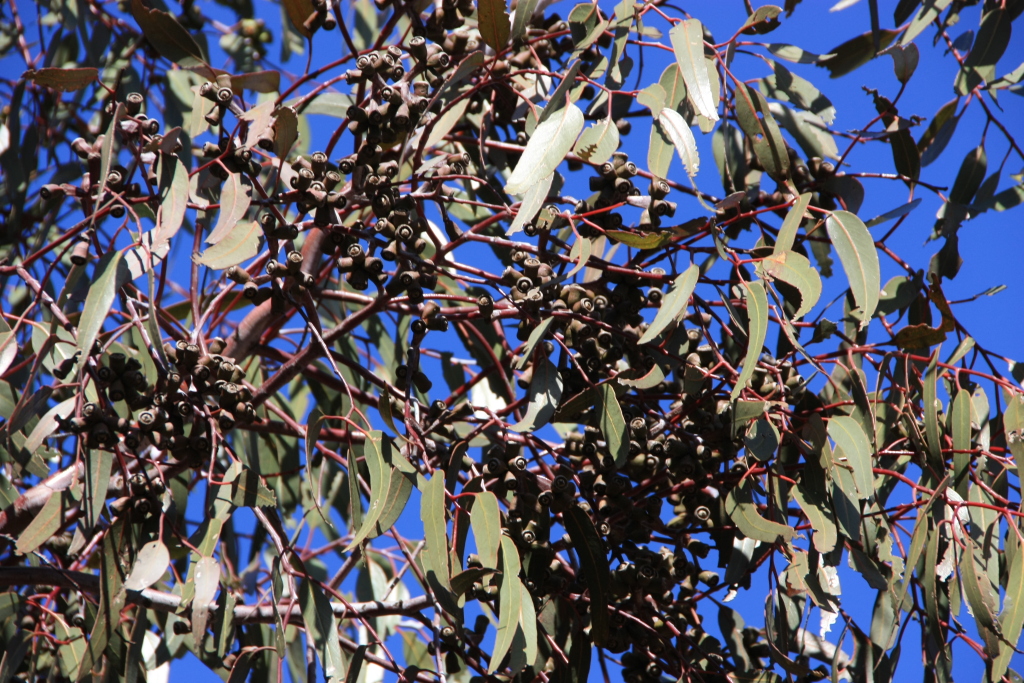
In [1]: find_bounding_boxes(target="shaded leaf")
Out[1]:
[76,251,128,366]
[282,0,316,39]
[598,382,629,467]
[735,85,789,180]
[208,174,252,245]
[155,152,189,243]
[725,476,796,543]
[605,230,674,250]
[130,0,208,68]
[511,357,562,432]
[758,61,836,124]
[421,475,457,614]
[515,317,555,370]
[490,536,522,673]
[756,250,821,320]
[478,0,511,51]
[300,579,344,681]
[828,415,874,500]
[562,504,610,646]
[817,29,899,78]
[472,491,502,569]
[507,173,552,235]
[15,492,63,555]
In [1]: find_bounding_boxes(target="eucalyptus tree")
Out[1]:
[0,0,1023,682]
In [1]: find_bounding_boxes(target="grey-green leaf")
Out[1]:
[732,280,769,400]
[670,19,719,121]
[825,210,880,324]
[300,579,344,682]
[511,356,562,432]
[639,263,698,344]
[77,251,128,367]
[725,476,796,543]
[599,382,629,467]
[562,505,611,646]
[124,541,169,591]
[194,220,261,270]
[827,415,874,501]
[505,103,583,195]
[472,491,502,569]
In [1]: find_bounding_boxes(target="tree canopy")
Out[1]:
[0,0,1023,682]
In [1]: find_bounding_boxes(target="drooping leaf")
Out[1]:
[598,382,629,467]
[573,115,620,165]
[472,491,502,569]
[647,116,675,179]
[734,85,790,180]
[300,579,344,682]
[657,108,699,179]
[774,193,811,253]
[562,504,611,646]
[515,317,555,370]
[511,356,562,432]
[15,492,63,555]
[827,415,874,500]
[639,263,698,343]
[23,68,98,92]
[194,220,261,270]
[478,0,511,51]
[130,0,208,68]
[825,211,880,324]
[155,152,189,243]
[732,280,769,399]
[756,250,821,320]
[725,476,797,543]
[124,541,170,591]
[490,536,522,673]
[505,103,584,195]
[670,19,719,121]
[421,475,457,614]
[758,61,836,124]
[818,29,899,78]
[281,0,316,39]
[992,525,1024,680]
[510,0,539,41]
[507,173,553,235]
[792,477,838,553]
[964,9,1011,69]
[208,174,252,245]
[76,251,128,367]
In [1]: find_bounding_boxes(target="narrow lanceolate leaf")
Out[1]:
[124,541,169,591]
[16,492,63,555]
[507,173,553,235]
[599,382,629,467]
[24,397,75,456]
[77,251,128,366]
[648,117,675,179]
[734,84,789,180]
[84,448,112,532]
[951,387,972,498]
[774,193,811,253]
[471,491,502,569]
[505,102,583,195]
[490,536,523,673]
[959,536,1002,658]
[345,432,391,550]
[640,263,699,344]
[510,0,538,41]
[23,68,98,92]
[670,20,719,121]
[827,416,874,501]
[573,115,620,165]
[194,220,261,270]
[421,476,457,613]
[300,579,344,682]
[130,0,208,67]
[825,211,879,324]
[923,350,943,472]
[792,479,838,553]
[208,174,251,245]
[477,0,511,51]
[756,250,821,320]
[992,526,1024,680]
[515,317,555,370]
[511,356,562,432]
[725,476,796,543]
[562,505,611,646]
[758,61,836,124]
[657,108,699,178]
[155,153,189,243]
[731,280,769,400]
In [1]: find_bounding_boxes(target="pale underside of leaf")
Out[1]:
[505,102,584,195]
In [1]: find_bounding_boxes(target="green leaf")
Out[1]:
[964,9,1011,69]
[756,250,821,320]
[774,193,811,253]
[640,263,698,343]
[23,396,75,456]
[573,115,620,164]
[657,108,699,179]
[124,540,169,591]
[15,491,63,555]
[345,431,392,550]
[490,536,523,672]
[194,220,261,270]
[923,350,943,471]
[507,172,553,235]
[959,535,1002,657]
[76,250,128,367]
[731,280,769,400]
[281,0,315,39]
[744,416,780,461]
[637,83,667,113]
[825,210,880,324]
[889,129,920,183]
[472,491,502,569]
[511,356,562,432]
[605,230,674,250]
[949,145,987,205]
[865,198,922,227]
[515,317,555,370]
[421,475,458,614]
[231,464,277,508]
[598,382,629,467]
[208,173,252,245]
[792,476,837,553]
[23,67,98,92]
[758,61,836,124]
[155,152,189,242]
[769,103,840,161]
[647,116,675,179]
[510,0,539,41]
[562,504,611,646]
[566,235,593,279]
[817,29,899,78]
[901,0,953,46]
[885,43,920,83]
[725,476,796,543]
[451,567,497,596]
[827,415,874,500]
[992,525,1024,680]
[477,0,511,51]
[734,84,789,181]
[505,103,583,195]
[300,579,344,682]
[768,43,834,64]
[83,448,112,532]
[130,0,208,67]
[951,387,972,498]
[669,19,719,121]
